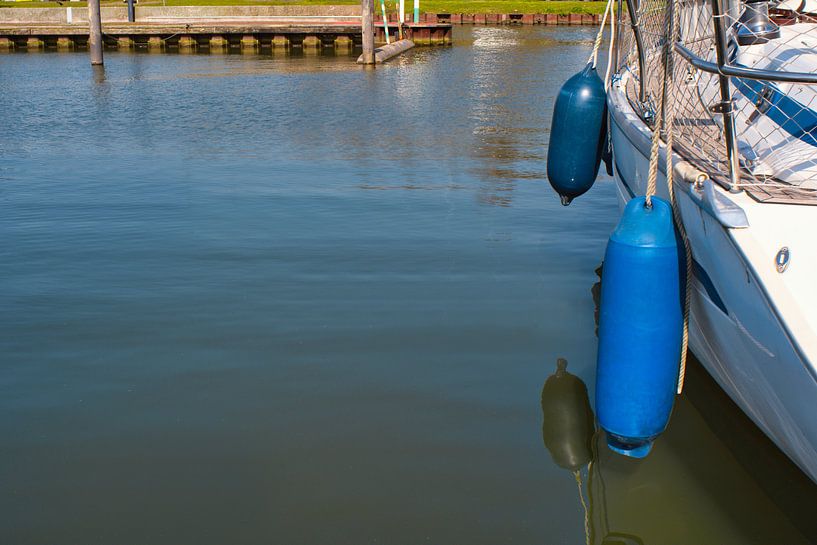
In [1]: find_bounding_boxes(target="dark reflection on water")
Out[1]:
[1,25,815,544]
[541,355,817,545]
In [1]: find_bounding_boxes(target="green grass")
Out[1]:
[0,0,610,14]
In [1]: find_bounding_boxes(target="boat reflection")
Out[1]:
[540,356,817,545]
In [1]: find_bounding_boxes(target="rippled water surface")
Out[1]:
[2,26,816,545]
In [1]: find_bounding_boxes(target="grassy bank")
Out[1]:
[0,0,610,14]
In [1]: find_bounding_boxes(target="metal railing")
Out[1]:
[673,42,817,84]
[616,0,817,200]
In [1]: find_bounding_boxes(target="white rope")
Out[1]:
[604,1,616,90]
[642,0,692,394]
[644,94,665,206]
[588,0,614,69]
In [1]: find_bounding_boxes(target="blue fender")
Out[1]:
[546,63,608,205]
[596,197,683,457]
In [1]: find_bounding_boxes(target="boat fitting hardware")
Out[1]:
[775,247,790,273]
[709,100,734,114]
[746,86,774,125]
[736,0,780,46]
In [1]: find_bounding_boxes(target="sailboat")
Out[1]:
[605,0,817,482]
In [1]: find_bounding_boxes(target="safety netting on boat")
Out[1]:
[617,0,817,203]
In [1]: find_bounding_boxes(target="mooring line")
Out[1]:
[642,0,692,394]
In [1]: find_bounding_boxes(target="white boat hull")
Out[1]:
[608,82,817,483]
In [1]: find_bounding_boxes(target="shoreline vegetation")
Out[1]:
[0,0,610,14]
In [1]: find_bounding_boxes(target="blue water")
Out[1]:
[1,26,814,544]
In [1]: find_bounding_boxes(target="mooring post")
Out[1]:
[88,0,103,65]
[127,0,135,23]
[379,0,390,44]
[361,0,375,65]
[398,0,404,39]
[92,64,106,84]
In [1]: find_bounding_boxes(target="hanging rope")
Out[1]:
[642,0,692,394]
[644,82,666,207]
[666,0,692,395]
[573,468,592,545]
[604,0,616,90]
[588,0,615,70]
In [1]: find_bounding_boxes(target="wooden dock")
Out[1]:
[0,21,450,50]
[0,7,451,51]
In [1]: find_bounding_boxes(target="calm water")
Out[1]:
[2,26,816,545]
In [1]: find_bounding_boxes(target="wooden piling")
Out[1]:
[92,64,105,84]
[302,35,320,48]
[26,37,44,49]
[147,36,164,50]
[210,35,227,50]
[361,0,375,65]
[56,37,74,50]
[117,36,134,49]
[179,35,197,49]
[87,0,103,65]
[335,35,353,49]
[240,34,259,49]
